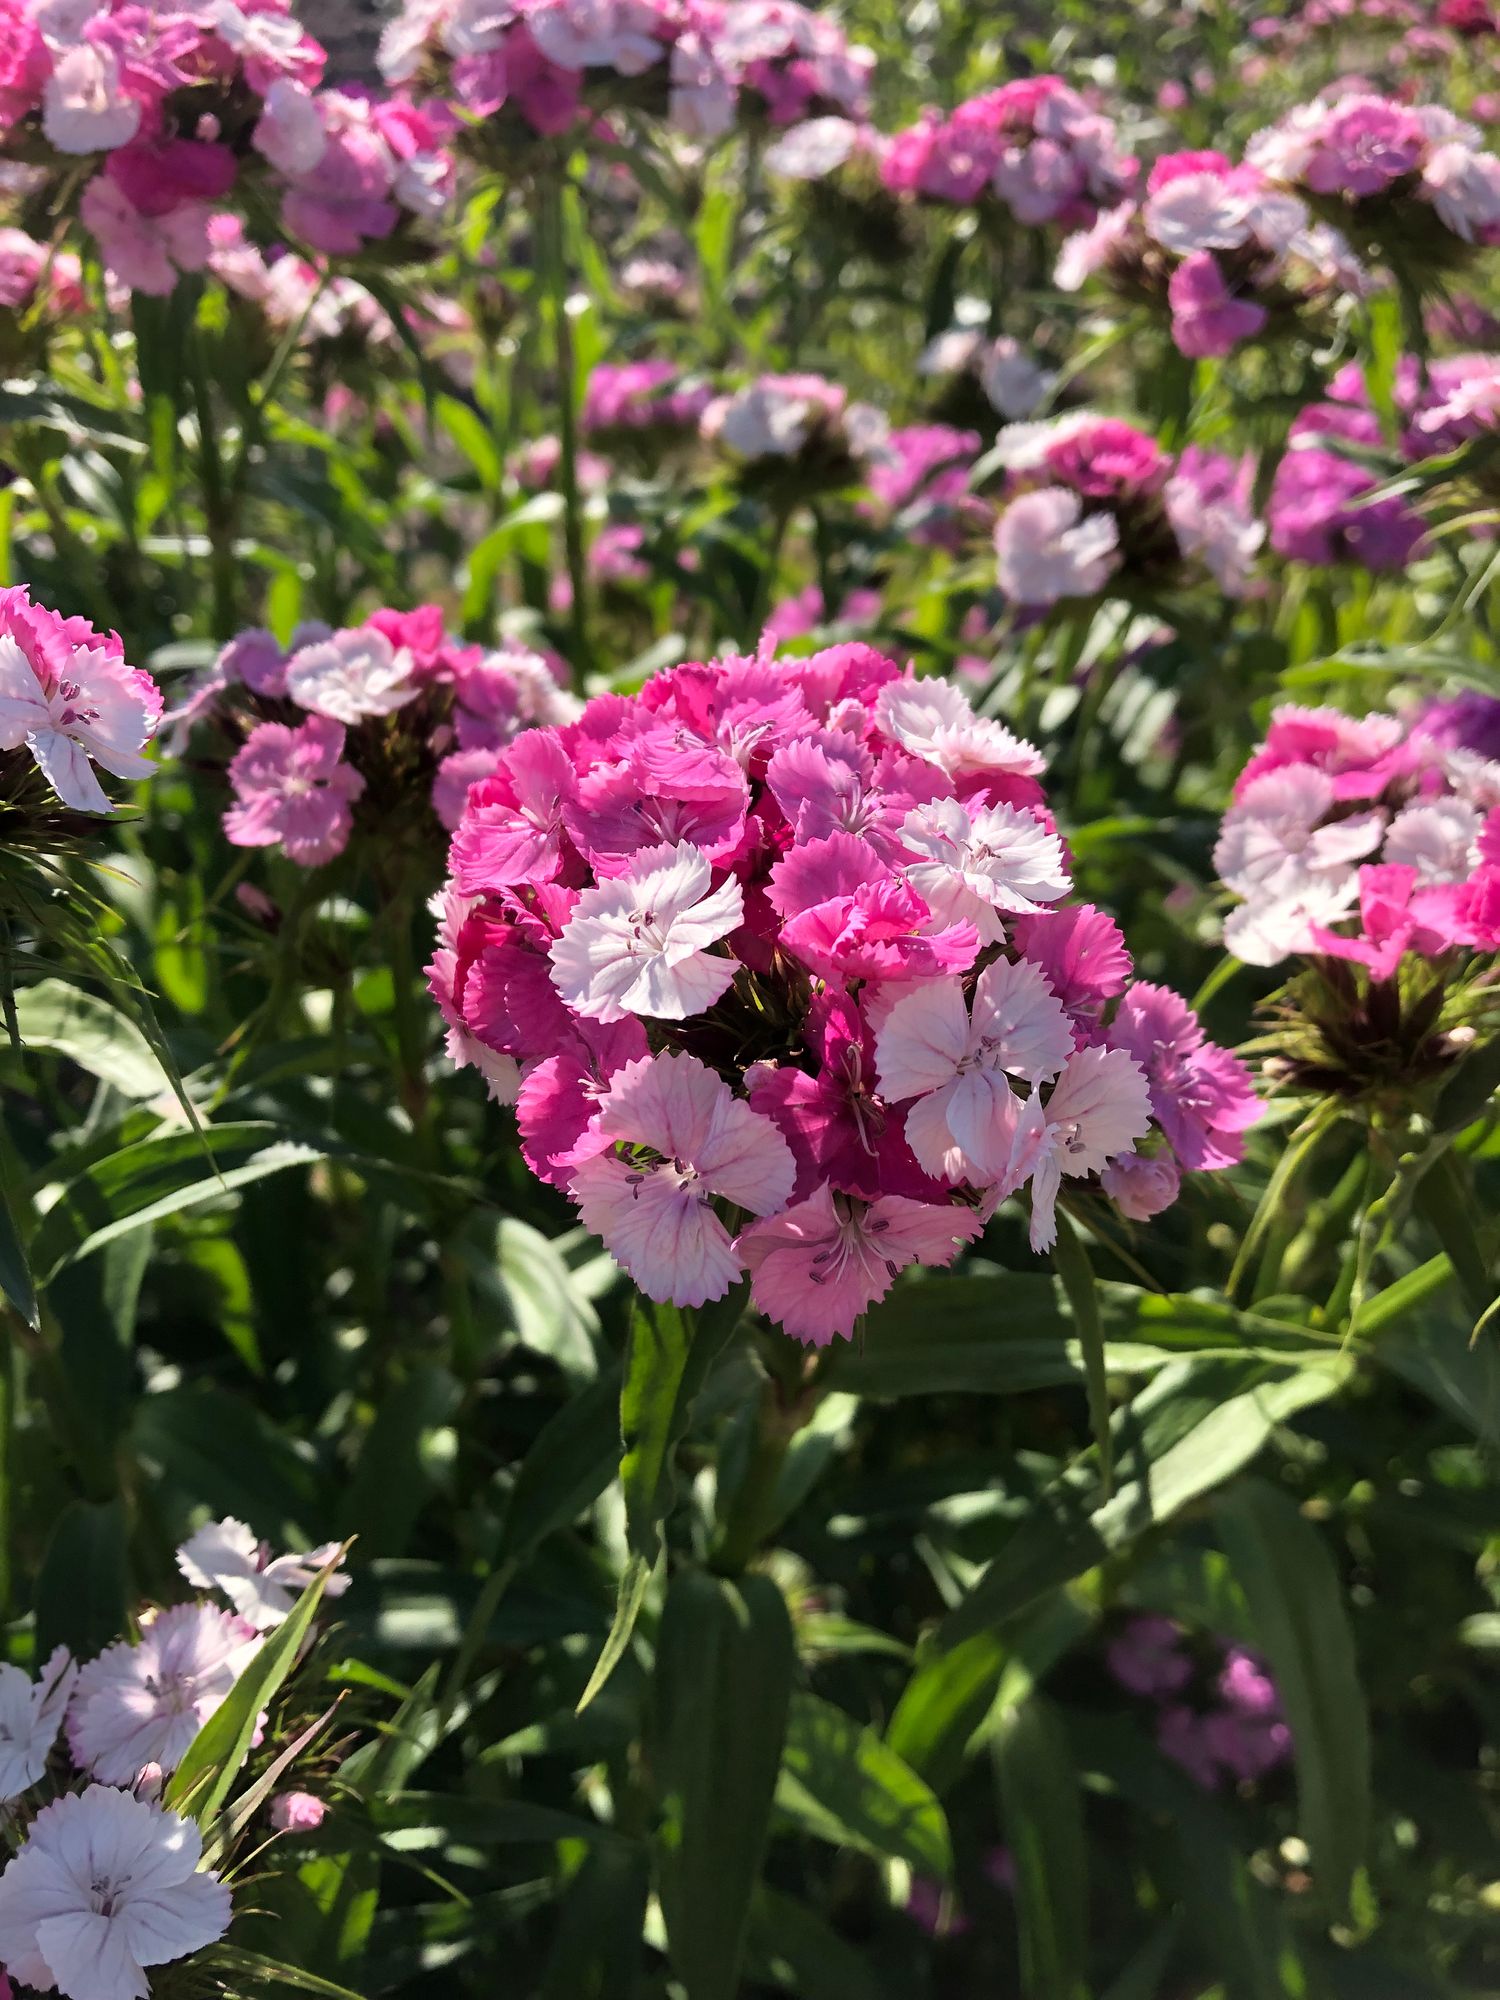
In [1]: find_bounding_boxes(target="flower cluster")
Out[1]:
[1215,698,1500,971]
[581,358,714,447]
[918,325,1058,421]
[171,606,579,869]
[0,1519,347,2000]
[992,414,1263,607]
[1056,149,1365,359]
[865,423,988,549]
[378,0,872,147]
[882,78,1136,228]
[1248,91,1500,265]
[0,0,454,295]
[0,585,161,820]
[701,371,893,494]
[1107,1616,1293,1791]
[430,639,1256,1345]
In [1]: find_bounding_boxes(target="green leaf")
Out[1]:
[1215,1479,1372,1918]
[31,1123,326,1282]
[539,1838,651,2000]
[435,393,502,489]
[1434,1034,1500,1133]
[209,1947,367,1999]
[650,1568,794,2000]
[12,978,170,1098]
[749,1890,888,2000]
[166,1553,342,1827]
[776,1691,951,1876]
[936,1353,1352,1651]
[340,1361,461,1558]
[34,1497,129,1660]
[576,1551,651,1714]
[993,1697,1089,2000]
[372,1793,614,1851]
[498,1365,622,1568]
[0,1138,36,1329]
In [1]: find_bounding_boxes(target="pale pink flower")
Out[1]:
[763,115,861,178]
[68,1603,259,1786]
[0,1647,76,1803]
[1017,1045,1154,1252]
[270,1790,327,1832]
[284,627,418,724]
[0,594,158,813]
[875,675,1046,784]
[899,797,1070,942]
[41,42,140,152]
[1213,765,1385,904]
[1144,172,1255,254]
[1102,1149,1182,1221]
[1382,798,1482,881]
[549,840,743,1023]
[176,1517,349,1631]
[253,77,327,174]
[736,1186,980,1345]
[570,1050,795,1305]
[224,715,365,867]
[1425,142,1500,242]
[0,1787,230,2000]
[875,959,1075,1184]
[995,487,1120,605]
[526,0,664,73]
[78,178,213,297]
[980,338,1055,419]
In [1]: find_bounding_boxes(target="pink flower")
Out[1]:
[549,839,744,1022]
[736,1185,980,1344]
[995,487,1120,605]
[0,586,159,812]
[1107,982,1260,1171]
[1102,1150,1182,1219]
[284,626,418,723]
[280,91,398,254]
[270,1790,327,1832]
[570,1050,795,1306]
[875,674,1046,789]
[1308,862,1465,978]
[1167,253,1269,358]
[1013,1045,1154,1252]
[767,831,979,984]
[41,41,141,152]
[68,1603,259,1785]
[898,796,1070,941]
[1107,1615,1192,1696]
[79,177,214,296]
[224,715,365,867]
[875,959,1076,1185]
[1009,905,1131,1015]
[254,76,327,173]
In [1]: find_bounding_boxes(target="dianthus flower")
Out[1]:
[883,77,1135,227]
[1249,92,1500,268]
[431,640,1255,1343]
[1217,701,1500,1096]
[173,606,579,868]
[0,585,160,817]
[991,414,1261,608]
[1056,148,1365,359]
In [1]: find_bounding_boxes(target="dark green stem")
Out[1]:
[534,171,592,685]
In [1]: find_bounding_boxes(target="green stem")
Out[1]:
[747,501,795,643]
[712,1341,834,1573]
[534,171,591,685]
[1228,1097,1342,1303]
[189,339,239,641]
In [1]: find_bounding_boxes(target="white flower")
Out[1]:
[1054,205,1134,291]
[0,634,157,815]
[440,0,516,58]
[1020,1045,1153,1251]
[1145,172,1255,255]
[1213,765,1384,903]
[980,338,1055,419]
[1221,874,1359,968]
[211,0,307,64]
[703,381,835,459]
[876,674,1046,782]
[995,487,1120,606]
[68,1603,259,1786]
[1424,142,1500,244]
[527,0,664,72]
[284,628,418,724]
[1164,475,1263,595]
[899,797,1070,943]
[917,328,985,377]
[549,840,744,1023]
[0,1648,76,1804]
[1382,798,1481,882]
[41,44,142,154]
[0,1785,230,2000]
[252,79,327,175]
[764,116,860,178]
[176,1517,350,1632]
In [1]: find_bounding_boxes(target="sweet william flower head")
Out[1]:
[0,1646,76,1803]
[67,1602,258,1786]
[435,640,1253,1340]
[176,1516,350,1631]
[0,1786,231,2000]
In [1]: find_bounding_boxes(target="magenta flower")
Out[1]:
[0,586,160,813]
[1168,252,1269,358]
[223,715,365,868]
[1107,983,1260,1172]
[1106,1616,1193,1697]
